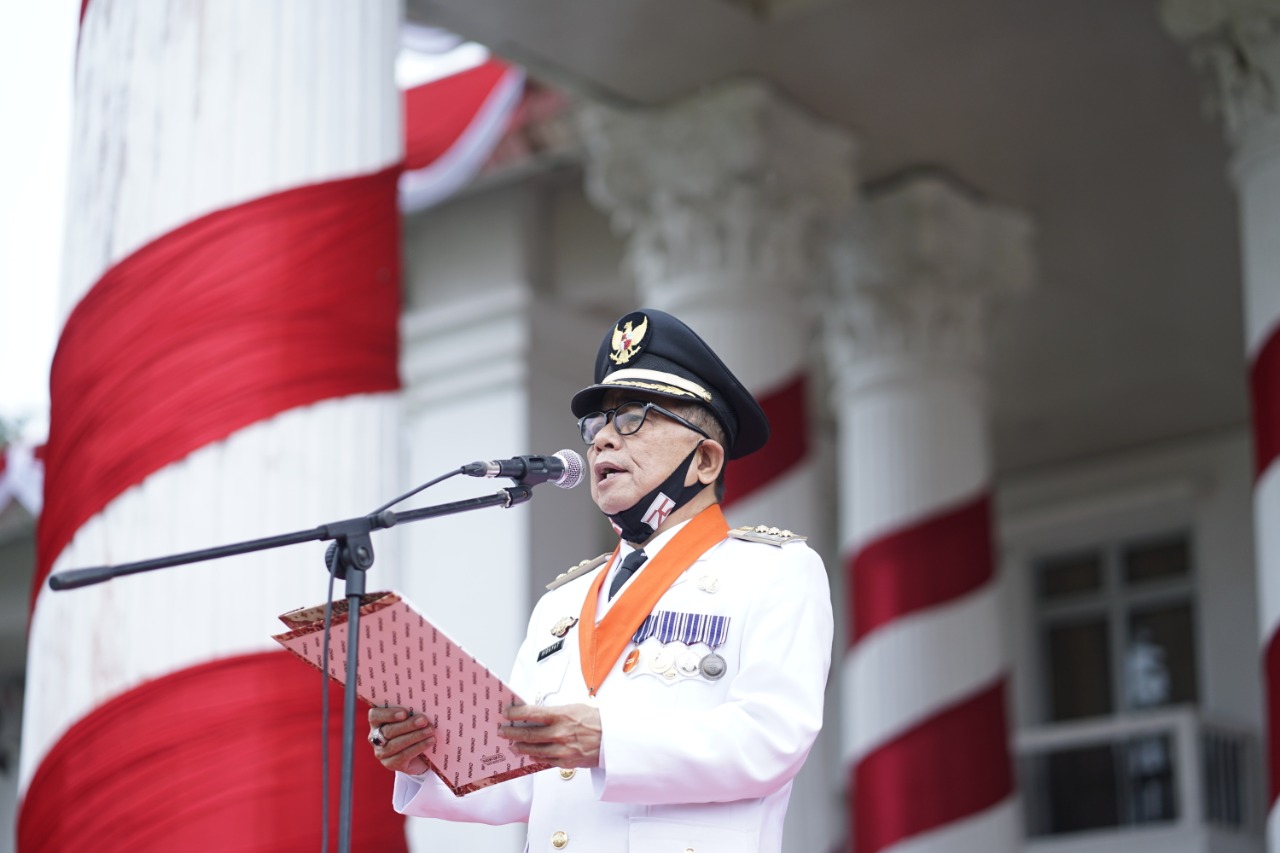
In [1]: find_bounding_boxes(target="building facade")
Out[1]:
[2,1,1277,852]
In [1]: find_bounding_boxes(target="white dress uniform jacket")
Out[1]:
[392,521,833,853]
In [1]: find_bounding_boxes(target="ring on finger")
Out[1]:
[368,724,387,748]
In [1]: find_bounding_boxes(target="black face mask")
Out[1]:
[605,442,706,544]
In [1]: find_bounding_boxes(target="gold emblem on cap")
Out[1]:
[609,316,649,365]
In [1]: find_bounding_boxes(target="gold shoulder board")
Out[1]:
[546,552,612,591]
[727,525,807,547]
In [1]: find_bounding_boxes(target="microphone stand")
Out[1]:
[48,480,538,853]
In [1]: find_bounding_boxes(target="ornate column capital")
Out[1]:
[577,80,857,305]
[825,171,1035,391]
[1162,0,1280,146]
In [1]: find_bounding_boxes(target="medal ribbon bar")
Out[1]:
[632,611,730,648]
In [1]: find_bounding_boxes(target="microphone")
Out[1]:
[461,449,585,489]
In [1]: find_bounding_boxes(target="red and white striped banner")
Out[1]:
[21,2,408,849]
[1252,294,1280,845]
[839,376,1017,853]
[846,498,1013,853]
[723,375,808,509]
[400,58,525,213]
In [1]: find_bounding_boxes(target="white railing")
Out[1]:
[1015,707,1263,843]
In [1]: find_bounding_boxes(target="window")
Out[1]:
[1026,533,1198,836]
[1037,534,1197,722]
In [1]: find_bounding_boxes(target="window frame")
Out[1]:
[1034,531,1199,724]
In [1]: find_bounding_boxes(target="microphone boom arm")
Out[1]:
[48,485,534,591]
[45,478,537,853]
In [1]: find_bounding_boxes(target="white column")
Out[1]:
[22,0,403,846]
[1163,2,1280,845]
[826,173,1033,853]
[578,79,856,853]
[398,291,532,853]
[579,79,854,532]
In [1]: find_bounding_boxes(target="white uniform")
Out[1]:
[393,522,833,853]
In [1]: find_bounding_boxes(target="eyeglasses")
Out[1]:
[578,401,711,445]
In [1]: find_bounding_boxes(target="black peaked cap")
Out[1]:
[570,309,770,460]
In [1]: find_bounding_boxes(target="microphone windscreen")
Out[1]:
[553,449,585,489]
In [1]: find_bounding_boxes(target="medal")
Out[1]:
[550,616,579,638]
[623,648,641,674]
[699,653,727,680]
[676,649,702,677]
[650,647,675,673]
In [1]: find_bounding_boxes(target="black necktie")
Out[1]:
[608,549,648,600]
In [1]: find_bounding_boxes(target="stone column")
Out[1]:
[826,173,1033,853]
[579,80,854,527]
[578,80,856,853]
[1162,2,1280,845]
[21,1,404,849]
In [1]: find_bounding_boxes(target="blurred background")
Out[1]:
[1,1,1276,851]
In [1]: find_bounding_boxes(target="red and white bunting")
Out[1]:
[21,2,406,849]
[838,378,1018,853]
[400,59,526,213]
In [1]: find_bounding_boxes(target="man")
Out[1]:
[369,309,833,852]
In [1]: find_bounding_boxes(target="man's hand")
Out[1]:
[368,705,435,776]
[498,703,602,768]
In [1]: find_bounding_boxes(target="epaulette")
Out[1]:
[546,552,611,591]
[728,525,807,546]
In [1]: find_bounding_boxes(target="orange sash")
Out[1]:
[577,504,730,696]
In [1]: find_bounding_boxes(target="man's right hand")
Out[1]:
[368,705,435,775]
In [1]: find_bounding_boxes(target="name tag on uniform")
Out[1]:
[537,639,564,662]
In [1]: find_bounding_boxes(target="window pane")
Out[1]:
[1123,537,1190,585]
[1122,735,1178,825]
[1038,744,1120,834]
[1023,735,1179,838]
[1047,617,1113,720]
[1038,552,1104,601]
[1126,603,1198,709]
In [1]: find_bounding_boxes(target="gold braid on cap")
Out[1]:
[601,369,713,403]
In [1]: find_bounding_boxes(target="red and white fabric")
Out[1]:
[20,1,405,849]
[1241,156,1280,847]
[1258,324,1280,849]
[400,58,525,213]
[838,372,1018,853]
[658,305,813,519]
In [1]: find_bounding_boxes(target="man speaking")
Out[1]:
[369,309,834,852]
